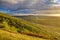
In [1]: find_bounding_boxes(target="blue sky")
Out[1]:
[0,0,60,14]
[56,0,60,2]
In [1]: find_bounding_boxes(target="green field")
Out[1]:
[0,12,60,40]
[0,13,48,40]
[18,16,60,40]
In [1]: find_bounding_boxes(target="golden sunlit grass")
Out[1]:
[20,16,60,40]
[0,30,46,40]
[0,12,60,40]
[0,12,48,40]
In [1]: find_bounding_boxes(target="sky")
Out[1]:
[0,0,60,14]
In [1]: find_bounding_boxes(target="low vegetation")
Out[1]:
[0,12,60,40]
[0,12,48,40]
[16,16,60,40]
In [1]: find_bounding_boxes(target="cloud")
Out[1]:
[0,0,52,14]
[0,0,17,4]
[0,0,49,8]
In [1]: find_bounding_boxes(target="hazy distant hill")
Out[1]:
[0,12,60,40]
[0,12,48,40]
[15,15,60,40]
[0,12,53,40]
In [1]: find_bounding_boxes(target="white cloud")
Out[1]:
[0,0,26,4]
[1,0,18,4]
[51,0,60,6]
[0,0,51,12]
[18,0,25,2]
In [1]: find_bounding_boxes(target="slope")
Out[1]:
[16,16,60,40]
[0,12,49,40]
[0,29,46,40]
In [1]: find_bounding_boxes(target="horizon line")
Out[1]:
[12,13,60,16]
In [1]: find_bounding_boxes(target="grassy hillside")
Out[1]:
[0,13,49,40]
[0,30,46,40]
[16,16,60,40]
[1,12,60,40]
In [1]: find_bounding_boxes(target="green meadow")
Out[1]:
[0,12,60,40]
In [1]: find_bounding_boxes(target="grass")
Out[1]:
[16,16,60,40]
[0,30,46,40]
[0,12,60,40]
[0,12,48,40]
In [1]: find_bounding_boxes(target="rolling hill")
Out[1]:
[15,15,60,40]
[0,29,46,40]
[0,12,60,40]
[0,12,49,40]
